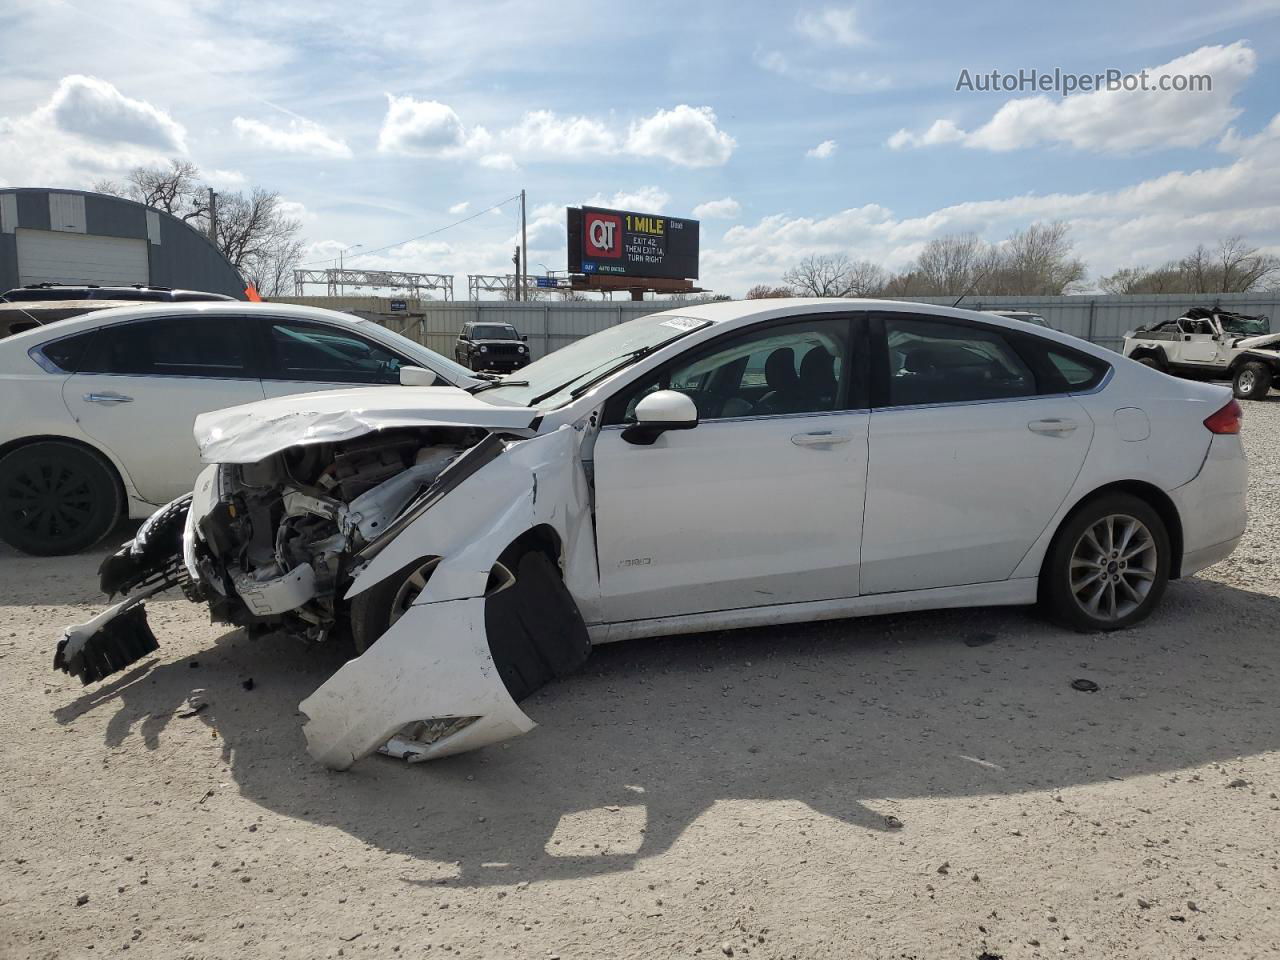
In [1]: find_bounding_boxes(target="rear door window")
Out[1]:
[880,316,1035,406]
[37,329,98,372]
[79,316,252,378]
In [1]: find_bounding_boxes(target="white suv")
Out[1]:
[1123,307,1279,400]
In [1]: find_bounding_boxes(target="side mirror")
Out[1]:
[399,365,438,386]
[622,390,699,445]
[521,335,528,342]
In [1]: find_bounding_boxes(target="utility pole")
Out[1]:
[512,247,521,301]
[207,188,218,248]
[520,188,527,302]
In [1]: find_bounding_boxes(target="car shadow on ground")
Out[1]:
[54,573,1280,887]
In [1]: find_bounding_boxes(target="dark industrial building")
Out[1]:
[0,188,245,298]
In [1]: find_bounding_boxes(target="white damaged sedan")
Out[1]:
[56,299,1248,769]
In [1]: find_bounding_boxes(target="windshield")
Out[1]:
[473,313,711,408]
[1219,313,1271,337]
[470,324,519,340]
[358,321,475,381]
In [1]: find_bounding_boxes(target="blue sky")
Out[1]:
[2,0,1280,295]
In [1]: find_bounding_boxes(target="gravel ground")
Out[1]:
[2,400,1279,960]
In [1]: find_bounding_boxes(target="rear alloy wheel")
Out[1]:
[0,441,122,556]
[1233,361,1271,401]
[1043,493,1170,632]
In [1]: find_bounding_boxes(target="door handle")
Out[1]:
[791,431,852,446]
[83,392,134,405]
[1028,418,1077,436]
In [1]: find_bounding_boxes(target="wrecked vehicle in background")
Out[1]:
[57,299,1248,769]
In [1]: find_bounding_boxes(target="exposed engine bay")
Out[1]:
[56,422,594,769]
[184,426,486,641]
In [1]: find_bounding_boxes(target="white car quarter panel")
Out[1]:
[1009,369,1235,582]
[1169,434,1248,576]
[861,396,1093,594]
[592,411,869,622]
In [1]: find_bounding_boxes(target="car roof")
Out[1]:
[0,300,378,349]
[661,297,1109,357]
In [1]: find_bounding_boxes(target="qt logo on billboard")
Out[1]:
[584,211,623,259]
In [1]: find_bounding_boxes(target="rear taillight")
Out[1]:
[1204,399,1243,435]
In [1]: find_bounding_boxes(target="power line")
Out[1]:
[299,194,522,267]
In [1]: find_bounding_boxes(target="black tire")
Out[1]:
[1232,361,1271,401]
[1041,492,1171,632]
[349,555,439,654]
[0,441,122,556]
[349,548,590,702]
[1135,356,1165,372]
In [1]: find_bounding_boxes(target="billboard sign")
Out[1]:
[567,206,699,280]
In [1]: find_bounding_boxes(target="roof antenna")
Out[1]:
[949,262,998,308]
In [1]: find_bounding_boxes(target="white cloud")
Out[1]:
[0,75,183,187]
[693,197,741,220]
[625,105,736,167]
[232,117,352,159]
[502,110,617,157]
[376,95,468,156]
[47,74,186,151]
[205,168,246,189]
[704,109,1280,294]
[448,200,470,215]
[375,97,735,168]
[889,41,1256,154]
[887,119,965,150]
[756,50,889,94]
[586,187,672,212]
[795,6,868,47]
[277,199,317,223]
[806,139,838,159]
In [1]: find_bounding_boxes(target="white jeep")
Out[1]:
[1123,307,1280,400]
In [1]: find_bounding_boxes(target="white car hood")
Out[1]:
[195,385,537,464]
[1235,332,1280,350]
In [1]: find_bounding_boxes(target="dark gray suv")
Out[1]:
[454,321,530,372]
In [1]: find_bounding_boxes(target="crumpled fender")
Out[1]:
[299,425,597,769]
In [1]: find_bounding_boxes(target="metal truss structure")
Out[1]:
[467,274,539,301]
[293,268,454,301]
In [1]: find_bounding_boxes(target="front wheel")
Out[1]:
[1233,361,1271,400]
[1135,356,1165,372]
[1041,493,1170,632]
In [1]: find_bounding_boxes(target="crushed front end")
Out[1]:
[56,423,593,768]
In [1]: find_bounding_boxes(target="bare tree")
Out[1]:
[1099,236,1280,294]
[1097,264,1185,294]
[914,233,989,295]
[845,259,888,296]
[239,233,305,297]
[781,254,859,297]
[95,161,306,293]
[745,283,793,299]
[985,221,1086,295]
[1180,236,1280,293]
[94,159,208,223]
